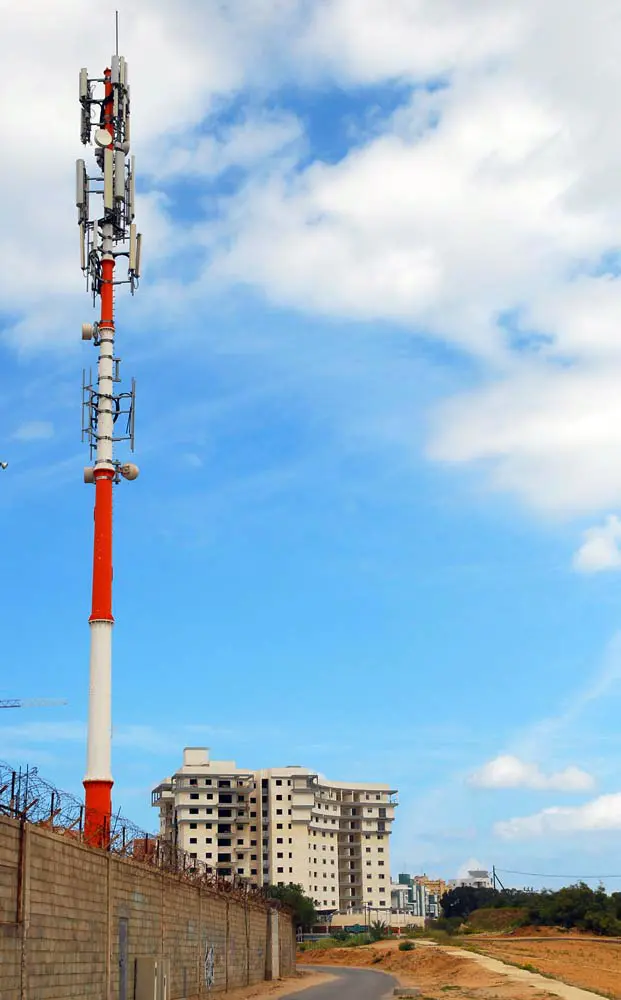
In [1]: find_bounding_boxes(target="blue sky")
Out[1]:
[4,0,621,889]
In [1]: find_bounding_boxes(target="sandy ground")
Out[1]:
[297,940,610,1000]
[469,937,621,997]
[222,970,335,999]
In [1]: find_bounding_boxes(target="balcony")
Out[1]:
[151,783,173,806]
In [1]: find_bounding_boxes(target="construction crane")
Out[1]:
[0,699,68,709]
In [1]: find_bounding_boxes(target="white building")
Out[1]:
[447,869,493,890]
[152,747,398,913]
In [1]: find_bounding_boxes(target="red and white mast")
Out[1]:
[77,54,142,847]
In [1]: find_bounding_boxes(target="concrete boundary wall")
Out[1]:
[0,815,295,999]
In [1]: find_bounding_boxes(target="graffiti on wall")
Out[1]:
[204,943,215,991]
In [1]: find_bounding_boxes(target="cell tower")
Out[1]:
[77,53,142,848]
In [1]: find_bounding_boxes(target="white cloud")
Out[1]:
[12,420,54,442]
[457,857,487,879]
[204,1,621,516]
[495,792,621,839]
[469,754,595,792]
[573,516,621,573]
[149,111,303,182]
[6,1,621,520]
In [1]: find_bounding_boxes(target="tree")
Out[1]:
[266,883,317,930]
[441,886,498,920]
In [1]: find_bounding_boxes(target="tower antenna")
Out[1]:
[115,11,119,57]
[77,49,143,848]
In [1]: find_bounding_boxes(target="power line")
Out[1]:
[496,867,621,880]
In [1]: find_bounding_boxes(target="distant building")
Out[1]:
[395,872,443,919]
[152,747,397,914]
[447,869,493,890]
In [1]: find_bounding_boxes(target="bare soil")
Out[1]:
[469,937,621,997]
[297,941,552,1000]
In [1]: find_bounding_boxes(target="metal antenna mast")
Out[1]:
[77,51,142,848]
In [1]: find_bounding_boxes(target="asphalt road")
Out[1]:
[282,966,398,999]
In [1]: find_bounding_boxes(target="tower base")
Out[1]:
[83,778,113,849]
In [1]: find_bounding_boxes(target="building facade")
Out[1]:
[396,872,446,919]
[152,748,397,913]
[447,869,493,890]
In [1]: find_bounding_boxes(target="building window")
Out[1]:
[276,809,283,815]
[277,837,283,844]
[205,779,212,785]
[189,823,197,830]
[277,852,283,858]
[277,867,284,874]
[189,809,198,815]
[276,823,283,829]
[189,838,197,844]
[206,838,212,844]
[251,869,257,875]
[189,779,197,786]
[251,854,257,860]
[190,852,197,859]
[276,779,282,786]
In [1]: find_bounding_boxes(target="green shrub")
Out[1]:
[343,933,372,947]
[399,941,415,951]
[429,916,462,936]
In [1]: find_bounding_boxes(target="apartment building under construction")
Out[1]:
[152,748,398,913]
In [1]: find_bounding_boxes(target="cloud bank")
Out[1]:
[469,755,594,792]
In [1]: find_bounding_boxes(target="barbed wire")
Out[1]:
[0,761,276,908]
